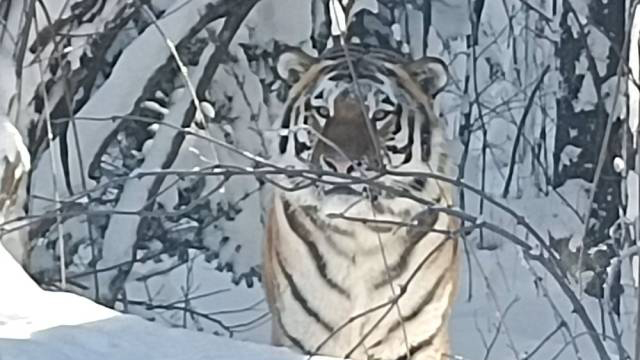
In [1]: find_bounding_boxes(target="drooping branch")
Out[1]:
[85,0,260,306]
[502,65,550,198]
[147,0,260,200]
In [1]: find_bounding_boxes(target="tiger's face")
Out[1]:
[274,46,452,215]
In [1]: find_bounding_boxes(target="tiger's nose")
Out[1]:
[320,154,358,174]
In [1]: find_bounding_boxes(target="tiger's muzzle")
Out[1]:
[309,96,382,197]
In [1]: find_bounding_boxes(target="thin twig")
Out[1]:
[565,1,625,303]
[124,298,233,336]
[483,296,519,360]
[501,65,550,198]
[522,255,583,359]
[521,321,566,360]
[605,245,640,360]
[33,13,67,289]
[13,0,36,127]
[469,240,520,359]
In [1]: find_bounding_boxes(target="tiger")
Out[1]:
[262,44,460,360]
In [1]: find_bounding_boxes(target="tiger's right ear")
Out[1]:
[276,49,316,84]
[405,56,449,97]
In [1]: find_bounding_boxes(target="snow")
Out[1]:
[243,0,312,48]
[0,117,30,173]
[2,230,634,360]
[0,48,16,116]
[30,0,218,215]
[0,244,322,360]
[121,250,269,342]
[431,0,470,38]
[2,1,637,359]
[0,116,30,264]
[627,171,639,222]
[90,42,219,302]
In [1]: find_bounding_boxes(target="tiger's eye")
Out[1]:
[372,109,392,122]
[313,106,330,118]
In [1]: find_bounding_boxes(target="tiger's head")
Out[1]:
[274,45,453,216]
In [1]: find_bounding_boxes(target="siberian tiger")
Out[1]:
[263,45,460,360]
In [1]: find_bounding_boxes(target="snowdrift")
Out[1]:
[0,244,326,360]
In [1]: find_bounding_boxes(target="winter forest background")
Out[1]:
[0,0,639,359]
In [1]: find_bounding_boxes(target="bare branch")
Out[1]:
[502,65,550,198]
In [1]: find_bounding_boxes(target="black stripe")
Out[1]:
[381,95,395,106]
[373,209,440,289]
[326,67,386,85]
[368,324,443,360]
[277,314,311,353]
[401,148,413,165]
[299,205,353,259]
[420,111,432,162]
[387,270,448,334]
[392,106,403,136]
[409,178,426,191]
[275,251,335,332]
[372,234,432,289]
[293,106,311,156]
[300,205,353,237]
[327,71,352,82]
[282,200,350,298]
[367,323,444,360]
[364,223,394,234]
[402,111,415,153]
[379,241,457,359]
[376,65,396,78]
[294,131,311,156]
[279,101,295,154]
[393,330,440,360]
[320,45,407,63]
[359,73,385,85]
[304,97,313,111]
[386,112,414,155]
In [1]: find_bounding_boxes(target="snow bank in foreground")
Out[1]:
[0,237,634,360]
[0,245,321,360]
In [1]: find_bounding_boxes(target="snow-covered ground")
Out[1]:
[2,233,636,360]
[0,1,637,359]
[0,244,329,360]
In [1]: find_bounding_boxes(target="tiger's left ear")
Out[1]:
[276,48,316,85]
[405,57,449,97]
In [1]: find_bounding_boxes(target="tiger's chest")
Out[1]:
[268,193,457,359]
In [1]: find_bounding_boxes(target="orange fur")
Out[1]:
[262,205,284,346]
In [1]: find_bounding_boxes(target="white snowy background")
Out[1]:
[0,0,638,359]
